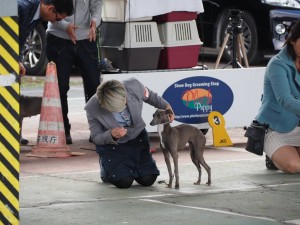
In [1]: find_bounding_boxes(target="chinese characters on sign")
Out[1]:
[37,135,58,144]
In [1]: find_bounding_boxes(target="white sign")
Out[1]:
[103,67,265,132]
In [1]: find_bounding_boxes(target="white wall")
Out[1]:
[103,67,265,132]
[0,0,17,17]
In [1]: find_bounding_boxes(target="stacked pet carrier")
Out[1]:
[153,12,203,69]
[100,0,163,71]
[99,0,202,71]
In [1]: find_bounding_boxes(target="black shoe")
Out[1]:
[266,155,278,170]
[20,137,29,145]
[100,159,109,183]
[101,176,110,183]
[66,134,72,145]
[89,136,93,143]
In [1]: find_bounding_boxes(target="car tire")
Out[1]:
[219,10,263,65]
[22,23,48,76]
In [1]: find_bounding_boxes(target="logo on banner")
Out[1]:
[162,76,234,124]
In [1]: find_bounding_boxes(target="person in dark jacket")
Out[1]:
[18,0,74,76]
[18,0,74,145]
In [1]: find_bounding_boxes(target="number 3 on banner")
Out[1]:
[208,111,233,147]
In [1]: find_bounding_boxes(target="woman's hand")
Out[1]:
[111,127,127,139]
[166,105,175,122]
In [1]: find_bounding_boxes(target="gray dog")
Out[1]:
[150,109,211,189]
[20,95,42,144]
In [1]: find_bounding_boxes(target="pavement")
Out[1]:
[17,76,300,225]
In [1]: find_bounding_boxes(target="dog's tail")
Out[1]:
[157,180,168,185]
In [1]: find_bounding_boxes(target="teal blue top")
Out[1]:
[255,46,300,132]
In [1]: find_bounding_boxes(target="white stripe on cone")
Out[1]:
[45,74,57,83]
[38,121,65,131]
[42,97,61,107]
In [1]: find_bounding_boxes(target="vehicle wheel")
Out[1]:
[219,10,263,65]
[22,23,48,75]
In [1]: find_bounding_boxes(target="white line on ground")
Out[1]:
[20,194,175,208]
[284,219,300,225]
[20,158,263,179]
[156,157,264,168]
[20,170,100,179]
[206,146,248,152]
[177,182,300,194]
[140,199,277,222]
[20,169,300,199]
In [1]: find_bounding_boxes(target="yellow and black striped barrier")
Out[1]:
[0,15,20,225]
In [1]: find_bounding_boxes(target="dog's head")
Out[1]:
[150,109,173,126]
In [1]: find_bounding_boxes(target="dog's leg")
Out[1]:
[196,145,211,185]
[197,140,211,186]
[162,148,173,188]
[169,149,179,189]
[189,142,202,185]
[199,158,211,185]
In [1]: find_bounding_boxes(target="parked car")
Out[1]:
[196,0,300,64]
[269,9,300,50]
[23,0,300,74]
[22,22,48,76]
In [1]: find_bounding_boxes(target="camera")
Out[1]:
[228,9,243,25]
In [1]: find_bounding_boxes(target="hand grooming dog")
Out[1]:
[150,109,211,189]
[20,95,42,144]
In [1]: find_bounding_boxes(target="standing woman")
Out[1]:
[255,22,300,173]
[85,78,174,189]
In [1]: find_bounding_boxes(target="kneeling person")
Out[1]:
[85,78,174,189]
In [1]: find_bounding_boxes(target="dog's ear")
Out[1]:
[165,108,173,115]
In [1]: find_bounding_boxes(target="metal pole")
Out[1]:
[0,1,20,224]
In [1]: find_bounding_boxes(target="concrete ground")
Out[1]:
[18,77,300,225]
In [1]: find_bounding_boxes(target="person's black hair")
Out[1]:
[43,0,74,16]
[285,22,300,60]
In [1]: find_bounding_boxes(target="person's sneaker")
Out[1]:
[265,155,279,170]
[66,134,72,145]
[99,58,120,73]
[20,137,29,145]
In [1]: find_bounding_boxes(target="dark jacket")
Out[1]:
[18,0,40,60]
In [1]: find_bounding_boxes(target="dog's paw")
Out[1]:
[194,181,200,185]
[206,181,211,186]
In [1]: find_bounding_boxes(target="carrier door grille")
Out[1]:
[134,24,153,42]
[175,22,192,41]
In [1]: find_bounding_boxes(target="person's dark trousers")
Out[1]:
[46,34,100,138]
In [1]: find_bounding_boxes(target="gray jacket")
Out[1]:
[47,0,102,40]
[85,78,169,145]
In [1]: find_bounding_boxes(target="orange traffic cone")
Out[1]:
[27,62,71,158]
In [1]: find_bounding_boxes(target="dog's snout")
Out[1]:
[150,118,155,126]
